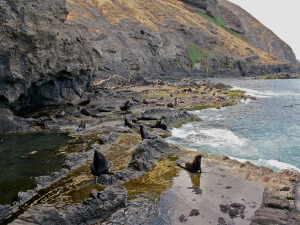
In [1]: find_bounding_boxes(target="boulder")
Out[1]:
[0,108,30,133]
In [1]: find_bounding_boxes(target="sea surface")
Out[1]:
[166,78,300,172]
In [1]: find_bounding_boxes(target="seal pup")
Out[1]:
[90,150,109,176]
[139,124,158,140]
[177,155,202,173]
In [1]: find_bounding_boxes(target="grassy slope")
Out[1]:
[67,0,282,64]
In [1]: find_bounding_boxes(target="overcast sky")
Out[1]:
[229,0,300,59]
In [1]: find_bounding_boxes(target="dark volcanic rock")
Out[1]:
[98,139,178,186]
[179,214,188,222]
[0,0,101,110]
[98,132,120,145]
[219,202,245,219]
[104,199,158,225]
[0,108,31,133]
[11,187,127,225]
[129,139,170,171]
[189,209,200,216]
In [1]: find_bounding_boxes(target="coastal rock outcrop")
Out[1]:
[11,187,127,225]
[0,108,31,133]
[99,139,180,186]
[0,0,298,110]
[0,0,101,110]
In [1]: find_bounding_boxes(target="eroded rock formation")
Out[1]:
[0,0,298,110]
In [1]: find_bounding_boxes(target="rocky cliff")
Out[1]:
[0,0,298,110]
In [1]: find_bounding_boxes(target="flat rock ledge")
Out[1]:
[10,186,127,225]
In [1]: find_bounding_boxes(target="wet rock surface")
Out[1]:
[11,187,127,225]
[104,199,158,225]
[98,139,180,186]
[0,108,32,133]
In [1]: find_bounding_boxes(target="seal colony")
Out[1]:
[0,78,299,224]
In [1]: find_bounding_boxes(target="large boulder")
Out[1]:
[0,108,30,133]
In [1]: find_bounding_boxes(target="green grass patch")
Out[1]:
[170,114,202,128]
[186,44,208,66]
[227,90,246,97]
[198,11,241,39]
[198,11,227,29]
[229,30,242,39]
[226,62,233,69]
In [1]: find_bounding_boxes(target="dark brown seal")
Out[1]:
[177,155,202,173]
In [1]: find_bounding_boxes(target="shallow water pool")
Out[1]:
[0,133,71,205]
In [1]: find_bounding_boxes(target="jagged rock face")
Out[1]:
[218,0,297,63]
[0,0,101,109]
[0,0,297,109]
[182,0,297,63]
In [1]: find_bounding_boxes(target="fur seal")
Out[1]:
[80,107,91,116]
[120,100,131,111]
[177,155,202,173]
[77,120,86,132]
[79,99,90,106]
[161,121,170,131]
[90,150,109,176]
[140,124,158,140]
[125,116,134,127]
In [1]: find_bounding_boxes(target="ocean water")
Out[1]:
[166,78,300,172]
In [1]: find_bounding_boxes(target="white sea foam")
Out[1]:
[229,157,300,172]
[171,128,197,139]
[229,156,248,163]
[232,86,300,98]
[256,159,300,172]
[195,128,247,147]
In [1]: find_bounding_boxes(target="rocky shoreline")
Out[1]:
[252,72,300,80]
[0,78,299,224]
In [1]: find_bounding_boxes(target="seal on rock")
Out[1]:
[77,121,86,132]
[177,155,202,173]
[125,116,134,127]
[120,100,131,111]
[90,150,109,176]
[80,107,91,116]
[139,124,158,140]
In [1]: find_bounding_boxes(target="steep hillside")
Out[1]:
[0,0,297,110]
[218,0,297,63]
